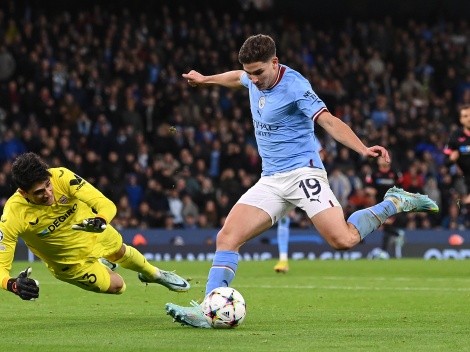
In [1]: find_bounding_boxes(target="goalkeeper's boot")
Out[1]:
[384,187,439,213]
[138,270,190,292]
[165,301,211,328]
[274,260,289,273]
[98,258,118,272]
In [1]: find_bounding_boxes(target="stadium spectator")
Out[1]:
[136,201,159,229]
[443,104,470,224]
[440,203,466,230]
[167,188,184,228]
[367,156,402,201]
[328,167,352,207]
[125,173,144,214]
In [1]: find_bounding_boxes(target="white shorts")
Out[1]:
[237,167,341,224]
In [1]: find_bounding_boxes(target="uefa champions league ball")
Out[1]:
[202,287,246,329]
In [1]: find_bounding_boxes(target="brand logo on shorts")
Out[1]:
[258,96,265,109]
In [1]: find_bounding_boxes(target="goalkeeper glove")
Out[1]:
[72,217,107,232]
[6,267,40,300]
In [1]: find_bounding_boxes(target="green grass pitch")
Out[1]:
[2,259,470,352]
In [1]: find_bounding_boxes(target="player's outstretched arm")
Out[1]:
[6,267,39,300]
[182,70,244,88]
[316,111,390,162]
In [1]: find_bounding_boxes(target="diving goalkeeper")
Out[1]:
[0,152,190,300]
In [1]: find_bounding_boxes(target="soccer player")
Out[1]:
[166,34,439,328]
[273,215,290,273]
[444,104,470,223]
[367,156,402,201]
[0,152,190,300]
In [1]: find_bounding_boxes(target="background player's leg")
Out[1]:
[274,215,290,273]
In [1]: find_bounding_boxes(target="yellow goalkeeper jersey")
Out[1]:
[0,167,117,288]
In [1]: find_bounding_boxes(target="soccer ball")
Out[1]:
[202,287,246,329]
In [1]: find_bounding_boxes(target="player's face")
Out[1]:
[22,179,55,206]
[243,57,279,90]
[460,107,470,130]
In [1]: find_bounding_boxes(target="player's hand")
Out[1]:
[366,145,390,163]
[182,70,204,87]
[6,267,40,300]
[72,217,107,232]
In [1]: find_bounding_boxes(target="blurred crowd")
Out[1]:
[0,1,469,231]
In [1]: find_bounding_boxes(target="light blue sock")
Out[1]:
[347,200,397,239]
[206,250,239,296]
[277,216,290,260]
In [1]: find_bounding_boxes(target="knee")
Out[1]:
[107,244,126,262]
[327,233,358,250]
[107,273,126,294]
[216,228,242,251]
[107,281,126,294]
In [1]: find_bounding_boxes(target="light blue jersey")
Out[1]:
[240,65,327,176]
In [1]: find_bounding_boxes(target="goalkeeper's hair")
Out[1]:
[11,152,52,191]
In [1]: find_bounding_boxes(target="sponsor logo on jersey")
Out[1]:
[253,120,280,137]
[253,120,279,131]
[36,203,78,237]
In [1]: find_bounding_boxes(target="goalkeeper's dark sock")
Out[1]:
[205,250,238,296]
[114,245,157,278]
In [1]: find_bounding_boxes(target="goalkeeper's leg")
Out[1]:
[109,244,156,279]
[109,244,190,292]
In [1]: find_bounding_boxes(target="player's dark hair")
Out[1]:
[460,104,470,112]
[238,34,276,64]
[11,152,51,191]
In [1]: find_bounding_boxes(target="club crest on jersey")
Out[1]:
[58,195,68,204]
[258,96,265,109]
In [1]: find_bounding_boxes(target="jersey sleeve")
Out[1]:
[54,168,117,223]
[293,79,328,120]
[240,72,249,88]
[0,202,22,290]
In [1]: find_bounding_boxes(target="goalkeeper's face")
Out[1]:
[21,178,55,206]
